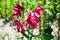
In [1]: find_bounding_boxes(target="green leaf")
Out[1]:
[42,24,53,40]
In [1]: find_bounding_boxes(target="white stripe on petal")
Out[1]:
[35,12,40,17]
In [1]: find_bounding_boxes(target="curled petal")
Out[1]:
[12,7,18,14]
[25,22,29,28]
[34,12,40,18]
[12,14,18,19]
[37,2,41,7]
[33,2,44,17]
[17,26,20,32]
[21,28,25,33]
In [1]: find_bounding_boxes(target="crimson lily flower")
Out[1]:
[12,2,24,18]
[14,19,25,33]
[33,2,44,18]
[25,10,39,29]
[15,3,24,10]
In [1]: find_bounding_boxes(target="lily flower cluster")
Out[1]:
[12,2,44,33]
[12,3,25,33]
[25,3,44,29]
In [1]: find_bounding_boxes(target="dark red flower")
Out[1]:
[14,19,25,33]
[25,10,39,29]
[33,2,44,18]
[12,2,24,17]
[15,3,24,10]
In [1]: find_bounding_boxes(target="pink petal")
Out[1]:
[12,7,18,14]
